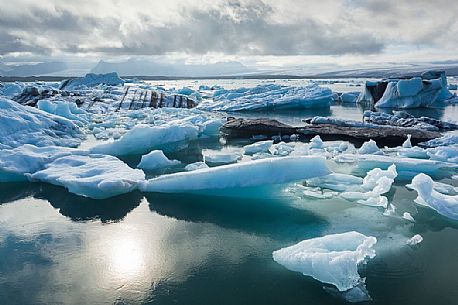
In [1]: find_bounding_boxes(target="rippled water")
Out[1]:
[1,79,458,305]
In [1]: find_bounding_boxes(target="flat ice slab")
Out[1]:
[140,156,331,194]
[30,154,145,199]
[273,231,377,292]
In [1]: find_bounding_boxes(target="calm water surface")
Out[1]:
[1,80,458,305]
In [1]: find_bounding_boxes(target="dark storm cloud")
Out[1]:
[0,0,384,57]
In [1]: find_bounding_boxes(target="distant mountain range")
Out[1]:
[91,59,253,77]
[0,59,254,77]
[2,59,458,79]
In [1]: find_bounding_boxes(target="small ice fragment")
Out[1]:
[402,134,412,148]
[358,139,383,155]
[406,234,423,246]
[137,150,180,170]
[402,212,415,222]
[243,140,274,155]
[185,162,209,171]
[205,152,242,165]
[309,135,324,149]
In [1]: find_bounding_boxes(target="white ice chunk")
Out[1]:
[204,152,242,165]
[30,154,145,199]
[140,156,331,194]
[184,161,209,171]
[426,145,458,163]
[0,98,83,149]
[0,144,88,182]
[243,140,274,155]
[402,134,412,148]
[91,124,199,156]
[273,231,377,292]
[358,139,383,155]
[407,173,458,220]
[137,150,180,170]
[406,234,423,246]
[309,135,324,149]
[402,212,415,222]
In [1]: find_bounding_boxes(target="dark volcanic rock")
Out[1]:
[222,118,441,147]
[221,118,298,137]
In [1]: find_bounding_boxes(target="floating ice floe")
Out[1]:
[137,150,180,170]
[307,165,397,208]
[272,231,377,292]
[60,72,124,90]
[336,154,454,179]
[204,152,242,165]
[91,124,199,156]
[243,140,274,155]
[0,98,84,149]
[339,92,360,104]
[140,156,331,194]
[197,83,333,111]
[406,234,423,246]
[29,154,145,199]
[0,144,88,182]
[407,173,458,220]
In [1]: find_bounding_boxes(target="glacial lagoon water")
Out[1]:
[1,79,458,305]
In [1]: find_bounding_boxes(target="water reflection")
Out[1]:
[33,185,143,222]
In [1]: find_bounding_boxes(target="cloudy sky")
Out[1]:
[1,0,457,70]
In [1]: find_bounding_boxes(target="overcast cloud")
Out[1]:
[0,0,457,65]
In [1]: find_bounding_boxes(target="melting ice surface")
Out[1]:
[1,77,458,305]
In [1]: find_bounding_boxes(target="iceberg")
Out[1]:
[30,154,145,199]
[137,150,180,170]
[36,99,87,122]
[91,124,199,156]
[140,156,331,194]
[60,72,124,90]
[407,173,458,220]
[272,231,377,292]
[197,84,333,111]
[0,98,83,149]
